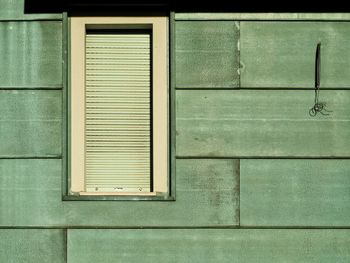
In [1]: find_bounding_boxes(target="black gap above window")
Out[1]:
[25,0,350,14]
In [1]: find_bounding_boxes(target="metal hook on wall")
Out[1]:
[309,42,332,117]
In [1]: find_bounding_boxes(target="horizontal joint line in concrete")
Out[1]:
[175,87,350,90]
[0,18,63,22]
[0,226,350,230]
[176,156,350,159]
[0,156,62,159]
[0,87,63,90]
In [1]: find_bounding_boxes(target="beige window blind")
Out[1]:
[85,31,152,193]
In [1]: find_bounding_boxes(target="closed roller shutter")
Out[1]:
[85,30,151,193]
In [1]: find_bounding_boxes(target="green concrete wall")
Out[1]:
[0,1,349,261]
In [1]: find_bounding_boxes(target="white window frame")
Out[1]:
[70,17,169,196]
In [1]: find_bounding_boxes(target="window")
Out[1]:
[69,17,168,197]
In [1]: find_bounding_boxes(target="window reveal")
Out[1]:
[70,17,168,197]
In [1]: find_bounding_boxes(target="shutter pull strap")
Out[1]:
[309,42,332,117]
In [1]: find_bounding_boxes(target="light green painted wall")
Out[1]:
[240,159,350,226]
[0,1,349,261]
[0,159,238,226]
[0,90,61,157]
[175,21,239,88]
[68,229,350,263]
[0,21,62,88]
[240,22,350,88]
[176,90,350,157]
[0,229,65,263]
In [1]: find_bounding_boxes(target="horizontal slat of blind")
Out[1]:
[85,33,151,193]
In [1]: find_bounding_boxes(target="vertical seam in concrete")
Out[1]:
[64,228,68,263]
[237,21,241,88]
[235,159,241,227]
[62,12,68,198]
[170,12,176,199]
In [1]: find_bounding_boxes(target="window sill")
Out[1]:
[62,193,175,201]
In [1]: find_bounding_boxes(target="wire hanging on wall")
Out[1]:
[309,42,332,117]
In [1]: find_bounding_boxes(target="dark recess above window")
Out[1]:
[24,0,350,14]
